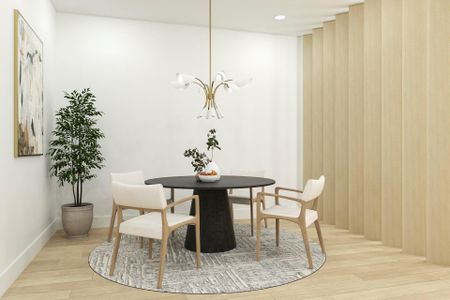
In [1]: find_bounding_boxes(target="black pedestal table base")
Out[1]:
[185,189,236,253]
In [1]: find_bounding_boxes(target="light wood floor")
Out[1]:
[4,221,450,300]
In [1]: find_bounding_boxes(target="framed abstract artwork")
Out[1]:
[14,9,44,157]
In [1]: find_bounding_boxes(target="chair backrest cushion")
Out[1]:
[301,175,325,202]
[111,182,167,210]
[110,170,144,185]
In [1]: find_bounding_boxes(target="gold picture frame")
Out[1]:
[14,9,44,157]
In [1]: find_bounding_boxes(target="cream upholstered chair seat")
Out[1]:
[262,205,318,227]
[120,212,195,240]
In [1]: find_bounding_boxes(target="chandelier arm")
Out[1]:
[212,82,224,95]
[192,80,208,95]
[212,79,232,95]
[194,78,207,88]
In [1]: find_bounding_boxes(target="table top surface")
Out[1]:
[145,175,276,190]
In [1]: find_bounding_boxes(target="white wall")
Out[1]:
[54,13,300,224]
[0,0,56,296]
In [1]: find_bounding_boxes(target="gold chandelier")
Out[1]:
[171,0,252,119]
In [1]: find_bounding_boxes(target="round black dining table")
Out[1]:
[145,175,275,253]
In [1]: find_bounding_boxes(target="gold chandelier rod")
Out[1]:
[209,0,212,88]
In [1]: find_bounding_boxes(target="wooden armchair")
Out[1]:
[109,182,201,289]
[107,171,175,244]
[255,176,325,269]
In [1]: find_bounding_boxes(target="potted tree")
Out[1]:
[48,88,105,238]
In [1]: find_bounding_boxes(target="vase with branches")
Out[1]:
[184,128,222,181]
[48,88,105,238]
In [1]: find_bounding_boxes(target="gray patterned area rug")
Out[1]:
[89,224,326,294]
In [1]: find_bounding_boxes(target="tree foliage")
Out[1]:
[183,148,209,173]
[48,88,105,207]
[206,128,221,159]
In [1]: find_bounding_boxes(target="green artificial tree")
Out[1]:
[48,88,105,207]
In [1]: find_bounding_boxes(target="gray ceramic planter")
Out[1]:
[61,203,93,239]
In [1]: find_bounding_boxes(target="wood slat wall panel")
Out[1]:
[363,0,382,240]
[303,35,313,185]
[381,0,403,248]
[299,0,449,267]
[348,4,365,234]
[312,28,324,219]
[426,0,450,265]
[402,0,427,256]
[322,21,336,224]
[334,13,349,229]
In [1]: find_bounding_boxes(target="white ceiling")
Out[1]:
[51,0,364,36]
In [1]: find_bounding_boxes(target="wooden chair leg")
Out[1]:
[107,202,117,242]
[275,219,280,247]
[256,216,261,261]
[109,232,122,276]
[157,235,169,289]
[314,220,326,254]
[262,199,268,228]
[195,221,201,268]
[299,223,313,269]
[148,239,153,259]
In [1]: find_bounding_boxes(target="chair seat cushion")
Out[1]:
[262,205,318,227]
[119,212,195,240]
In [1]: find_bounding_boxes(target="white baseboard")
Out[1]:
[0,220,57,298]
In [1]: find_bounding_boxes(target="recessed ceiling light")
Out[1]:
[274,15,286,21]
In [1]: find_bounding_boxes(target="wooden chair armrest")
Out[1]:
[116,204,158,212]
[256,192,307,206]
[166,195,199,210]
[275,186,304,194]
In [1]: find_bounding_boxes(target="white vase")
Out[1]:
[199,161,221,182]
[205,161,221,176]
